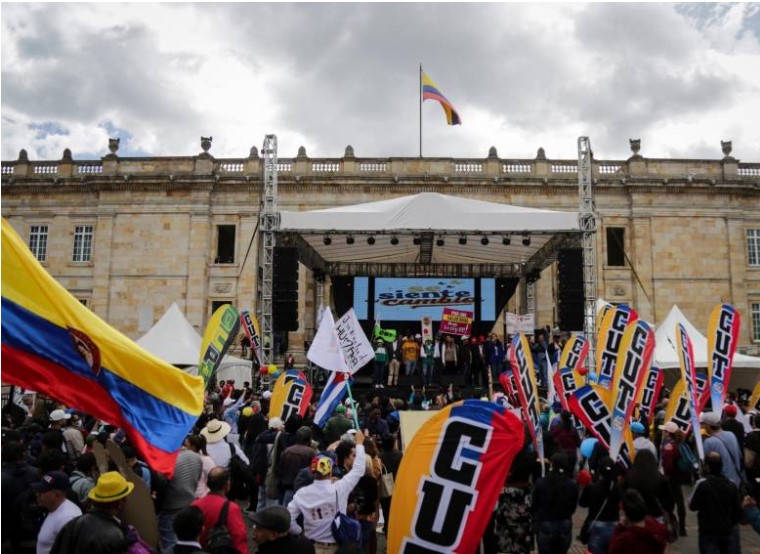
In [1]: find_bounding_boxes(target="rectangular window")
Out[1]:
[78,298,89,308]
[748,229,760,267]
[211,300,232,316]
[606,227,626,267]
[753,303,760,342]
[72,225,93,262]
[29,225,48,262]
[216,225,236,264]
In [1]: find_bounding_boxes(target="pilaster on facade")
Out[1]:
[91,210,116,319]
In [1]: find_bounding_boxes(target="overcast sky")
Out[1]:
[2,3,759,163]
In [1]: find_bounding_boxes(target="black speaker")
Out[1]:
[273,247,298,331]
[557,248,585,331]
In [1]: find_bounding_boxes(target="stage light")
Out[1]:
[346,236,355,245]
[390,236,399,245]
[481,236,489,246]
[413,236,421,245]
[458,235,467,245]
[503,236,511,246]
[436,238,445,247]
[522,234,531,246]
[367,236,376,245]
[323,235,332,245]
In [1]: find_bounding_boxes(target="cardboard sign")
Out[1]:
[334,308,374,373]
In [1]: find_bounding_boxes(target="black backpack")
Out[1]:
[227,442,252,500]
[205,500,237,554]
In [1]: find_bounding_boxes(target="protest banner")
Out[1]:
[636,366,664,420]
[595,304,638,390]
[677,323,705,460]
[199,304,240,385]
[239,309,263,364]
[269,370,313,422]
[388,400,524,554]
[509,334,543,463]
[608,320,654,462]
[707,304,741,414]
[439,308,473,336]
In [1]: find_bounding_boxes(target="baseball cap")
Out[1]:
[33,471,70,493]
[630,422,646,435]
[49,409,71,422]
[262,390,273,400]
[700,411,721,426]
[724,404,738,417]
[335,404,346,414]
[250,506,290,533]
[658,421,679,434]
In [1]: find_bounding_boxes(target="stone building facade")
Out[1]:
[2,139,760,359]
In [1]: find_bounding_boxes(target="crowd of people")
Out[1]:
[3,352,760,554]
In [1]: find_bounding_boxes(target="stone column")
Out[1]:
[91,209,116,320]
[187,210,211,330]
[630,213,655,323]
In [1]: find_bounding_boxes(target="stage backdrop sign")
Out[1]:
[439,308,473,336]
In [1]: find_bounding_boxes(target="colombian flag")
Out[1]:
[422,71,462,125]
[1,218,204,475]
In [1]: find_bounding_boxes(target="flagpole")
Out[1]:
[419,63,423,158]
[346,380,361,430]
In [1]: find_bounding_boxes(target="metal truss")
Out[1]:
[578,136,597,371]
[259,135,279,365]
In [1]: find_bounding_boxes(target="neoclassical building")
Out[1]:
[2,137,760,359]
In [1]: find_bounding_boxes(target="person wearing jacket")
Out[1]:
[578,456,622,554]
[532,452,579,554]
[609,489,668,554]
[659,421,690,536]
[51,472,135,554]
[485,334,506,383]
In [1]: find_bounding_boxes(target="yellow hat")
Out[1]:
[88,471,135,502]
[242,407,253,417]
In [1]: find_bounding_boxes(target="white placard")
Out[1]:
[334,308,374,373]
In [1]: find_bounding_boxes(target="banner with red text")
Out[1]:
[439,308,473,336]
[707,304,741,413]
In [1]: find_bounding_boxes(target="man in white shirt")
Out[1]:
[287,430,367,554]
[631,421,658,459]
[34,471,82,554]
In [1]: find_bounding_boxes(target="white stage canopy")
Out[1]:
[278,192,581,269]
[137,302,202,366]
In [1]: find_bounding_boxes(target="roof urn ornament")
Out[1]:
[201,136,212,154]
[721,140,733,158]
[108,137,120,155]
[629,138,641,157]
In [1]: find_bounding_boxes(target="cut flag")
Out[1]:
[422,71,461,125]
[1,218,204,476]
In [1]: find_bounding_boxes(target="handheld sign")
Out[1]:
[676,324,704,460]
[239,309,263,364]
[334,308,374,374]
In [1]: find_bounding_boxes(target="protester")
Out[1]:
[532,452,579,554]
[578,456,622,554]
[401,335,419,377]
[324,405,353,446]
[166,505,207,554]
[287,430,367,554]
[278,426,318,506]
[701,411,744,487]
[159,443,203,549]
[201,419,250,470]
[191,467,247,554]
[250,505,315,553]
[372,338,388,389]
[744,413,760,496]
[631,421,657,459]
[722,404,745,448]
[623,449,674,524]
[184,434,216,499]
[608,489,668,554]
[68,452,98,505]
[689,451,743,554]
[659,421,690,536]
[51,471,135,553]
[34,471,82,554]
[550,411,580,473]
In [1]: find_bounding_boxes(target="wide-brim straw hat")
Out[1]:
[88,471,135,502]
[201,419,231,443]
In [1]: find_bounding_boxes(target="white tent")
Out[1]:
[279,192,580,266]
[136,302,202,366]
[653,305,760,370]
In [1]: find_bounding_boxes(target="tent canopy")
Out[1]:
[137,302,202,366]
[278,192,582,276]
[653,305,760,369]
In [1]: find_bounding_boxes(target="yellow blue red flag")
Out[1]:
[422,71,461,125]
[1,218,204,475]
[388,399,524,553]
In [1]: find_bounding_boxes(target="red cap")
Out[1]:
[576,470,592,488]
[725,404,738,417]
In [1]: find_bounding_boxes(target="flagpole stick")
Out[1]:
[419,63,423,158]
[346,379,361,430]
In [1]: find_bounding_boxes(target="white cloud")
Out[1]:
[2,3,758,162]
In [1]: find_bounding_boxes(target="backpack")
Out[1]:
[227,442,252,500]
[677,442,698,473]
[330,490,362,545]
[205,501,237,554]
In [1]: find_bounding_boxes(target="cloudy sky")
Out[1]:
[2,3,759,163]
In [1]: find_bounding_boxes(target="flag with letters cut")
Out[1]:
[707,304,740,413]
[269,370,312,422]
[422,70,461,125]
[676,323,704,460]
[1,218,204,476]
[388,400,523,553]
[595,305,638,390]
[509,334,543,460]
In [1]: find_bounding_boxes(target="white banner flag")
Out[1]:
[307,306,349,372]
[335,308,374,374]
